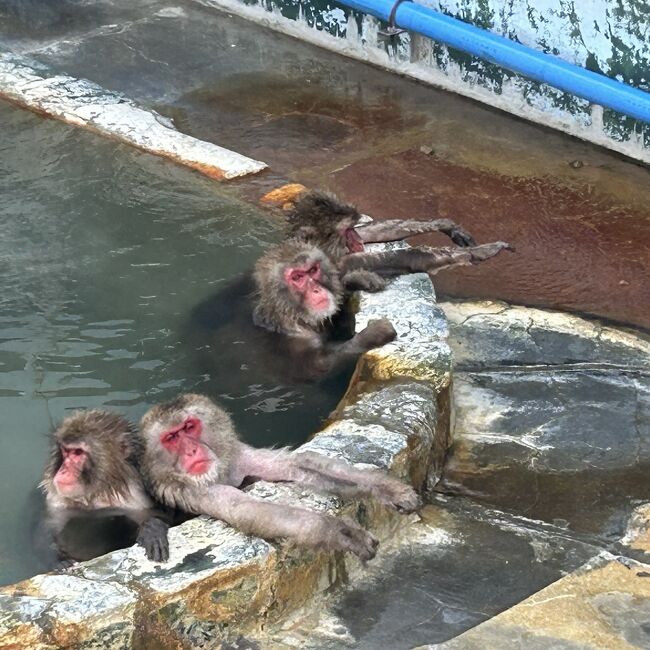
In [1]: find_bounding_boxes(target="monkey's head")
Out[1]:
[140,394,238,497]
[286,192,364,260]
[252,241,343,335]
[41,411,139,507]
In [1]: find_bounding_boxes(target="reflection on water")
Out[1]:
[0,102,350,586]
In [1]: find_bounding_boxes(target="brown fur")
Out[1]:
[252,240,342,335]
[286,192,361,260]
[40,410,142,508]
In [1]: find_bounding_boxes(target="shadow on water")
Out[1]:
[0,102,349,586]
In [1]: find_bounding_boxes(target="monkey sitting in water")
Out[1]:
[39,410,170,567]
[285,192,512,292]
[140,394,420,560]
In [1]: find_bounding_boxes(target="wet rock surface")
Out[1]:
[426,553,650,650]
[269,498,601,649]
[439,300,650,539]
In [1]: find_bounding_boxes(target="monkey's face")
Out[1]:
[283,253,338,321]
[52,441,91,499]
[141,395,236,487]
[159,417,213,477]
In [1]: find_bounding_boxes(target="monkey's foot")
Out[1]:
[329,518,379,561]
[467,241,514,263]
[374,482,422,514]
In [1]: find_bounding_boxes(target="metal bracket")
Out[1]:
[378,0,410,39]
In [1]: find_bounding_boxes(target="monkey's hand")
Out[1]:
[343,269,388,293]
[54,557,77,572]
[137,517,170,562]
[438,219,477,247]
[372,481,422,514]
[356,318,397,350]
[319,516,379,561]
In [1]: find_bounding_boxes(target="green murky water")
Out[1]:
[0,101,349,586]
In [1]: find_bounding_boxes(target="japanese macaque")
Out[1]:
[40,411,170,566]
[286,192,512,292]
[140,394,420,560]
[252,239,397,376]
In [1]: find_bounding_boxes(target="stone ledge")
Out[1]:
[0,52,267,181]
[423,553,650,650]
[0,270,449,648]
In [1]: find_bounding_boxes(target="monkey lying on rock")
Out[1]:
[285,192,512,292]
[140,394,420,560]
[39,410,170,567]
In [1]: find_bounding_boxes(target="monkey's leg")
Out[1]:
[356,218,476,247]
[236,447,420,513]
[187,485,379,560]
[342,241,512,277]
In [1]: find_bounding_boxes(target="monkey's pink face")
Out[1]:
[160,417,212,476]
[343,227,364,253]
[284,262,335,314]
[54,444,89,497]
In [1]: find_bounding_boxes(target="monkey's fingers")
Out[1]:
[55,558,77,572]
[137,518,170,562]
[337,520,379,561]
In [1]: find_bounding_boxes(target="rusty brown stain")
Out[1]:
[329,150,650,330]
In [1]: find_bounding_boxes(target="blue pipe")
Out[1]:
[339,0,650,124]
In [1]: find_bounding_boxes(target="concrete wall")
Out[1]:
[195,0,650,164]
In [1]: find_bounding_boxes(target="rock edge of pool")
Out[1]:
[0,270,452,649]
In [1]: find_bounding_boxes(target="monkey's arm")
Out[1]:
[236,447,420,513]
[341,241,512,278]
[184,484,378,560]
[356,219,476,247]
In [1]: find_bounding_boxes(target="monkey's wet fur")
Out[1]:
[251,191,511,372]
[39,410,170,567]
[140,393,420,560]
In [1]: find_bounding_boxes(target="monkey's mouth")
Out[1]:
[345,228,365,253]
[187,459,211,475]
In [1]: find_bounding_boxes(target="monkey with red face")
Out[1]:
[140,394,420,561]
[39,410,170,567]
[252,239,397,377]
[286,192,512,292]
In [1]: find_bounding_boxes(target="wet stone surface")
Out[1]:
[427,553,650,650]
[439,300,650,540]
[270,498,601,649]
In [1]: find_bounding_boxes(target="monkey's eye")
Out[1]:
[290,271,305,283]
[307,265,319,276]
[163,431,179,444]
[71,448,84,457]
